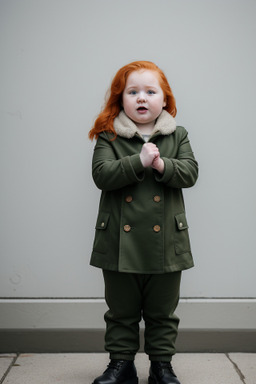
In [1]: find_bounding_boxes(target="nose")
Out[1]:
[137,92,146,103]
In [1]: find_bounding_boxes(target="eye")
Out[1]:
[129,90,137,95]
[147,90,156,95]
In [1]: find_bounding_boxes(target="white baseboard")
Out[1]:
[1,298,256,330]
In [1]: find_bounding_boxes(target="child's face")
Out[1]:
[122,70,166,126]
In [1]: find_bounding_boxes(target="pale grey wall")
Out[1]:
[1,0,256,305]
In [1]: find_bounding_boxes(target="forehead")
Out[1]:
[125,70,161,87]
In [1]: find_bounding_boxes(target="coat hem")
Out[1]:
[90,253,194,274]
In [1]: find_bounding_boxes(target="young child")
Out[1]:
[89,61,198,384]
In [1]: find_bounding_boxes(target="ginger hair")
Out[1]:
[88,61,177,140]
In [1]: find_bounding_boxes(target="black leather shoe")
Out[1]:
[148,361,181,384]
[92,359,139,384]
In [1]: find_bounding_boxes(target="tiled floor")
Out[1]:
[0,353,255,384]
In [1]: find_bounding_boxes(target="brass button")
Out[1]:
[124,225,131,232]
[179,222,183,228]
[153,195,161,203]
[125,195,133,203]
[153,225,161,232]
[100,222,105,228]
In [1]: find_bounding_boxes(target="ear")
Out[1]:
[163,100,167,107]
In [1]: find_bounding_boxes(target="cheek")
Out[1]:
[152,97,166,110]
[122,97,133,112]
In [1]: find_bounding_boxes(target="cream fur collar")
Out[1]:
[113,110,176,139]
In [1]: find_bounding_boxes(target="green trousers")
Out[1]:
[103,270,181,362]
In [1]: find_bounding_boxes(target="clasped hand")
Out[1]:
[139,143,164,174]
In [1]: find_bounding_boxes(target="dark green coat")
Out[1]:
[90,110,198,273]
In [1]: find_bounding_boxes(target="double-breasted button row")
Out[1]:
[124,194,161,233]
[125,195,161,203]
[126,195,161,203]
[124,224,161,233]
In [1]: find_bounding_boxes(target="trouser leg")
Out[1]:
[142,271,181,361]
[103,270,142,361]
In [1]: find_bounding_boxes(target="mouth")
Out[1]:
[137,106,148,111]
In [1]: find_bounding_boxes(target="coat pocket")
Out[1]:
[93,212,110,254]
[174,212,191,255]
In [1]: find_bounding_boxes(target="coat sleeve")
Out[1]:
[92,133,145,191]
[155,127,199,188]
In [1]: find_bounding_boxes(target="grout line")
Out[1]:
[226,354,246,384]
[0,354,19,384]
